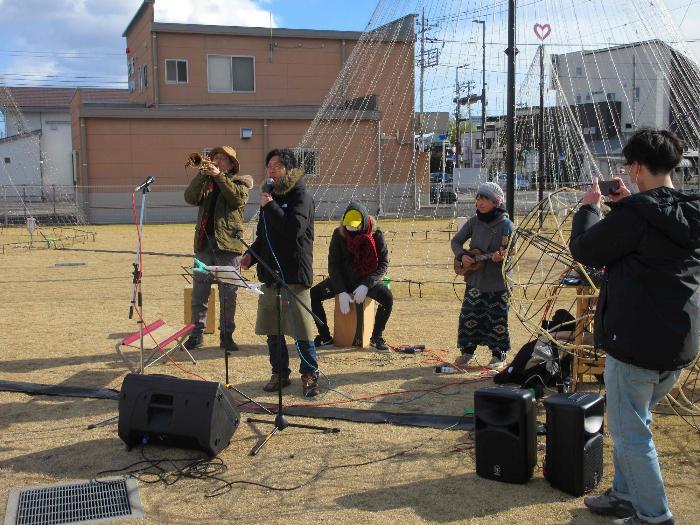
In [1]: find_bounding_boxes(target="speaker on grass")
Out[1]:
[118,373,240,456]
[474,386,536,483]
[544,392,604,496]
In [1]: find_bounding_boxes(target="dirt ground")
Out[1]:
[0,220,698,524]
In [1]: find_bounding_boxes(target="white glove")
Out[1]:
[353,284,369,304]
[338,292,352,315]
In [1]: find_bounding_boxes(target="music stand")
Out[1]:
[236,233,339,456]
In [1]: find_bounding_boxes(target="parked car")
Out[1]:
[429,186,458,204]
[429,172,457,203]
[493,173,529,191]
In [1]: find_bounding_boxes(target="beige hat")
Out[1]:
[209,146,240,174]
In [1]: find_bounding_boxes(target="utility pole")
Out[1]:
[505,0,518,219]
[538,43,546,225]
[455,67,461,170]
[473,20,487,170]
[419,9,425,144]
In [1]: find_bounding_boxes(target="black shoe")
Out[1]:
[220,332,239,354]
[370,336,390,352]
[314,334,334,348]
[184,322,205,351]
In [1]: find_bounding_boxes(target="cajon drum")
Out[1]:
[333,297,376,347]
[184,287,216,334]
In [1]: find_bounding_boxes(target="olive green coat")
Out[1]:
[184,171,254,254]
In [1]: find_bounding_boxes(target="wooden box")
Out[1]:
[333,297,376,348]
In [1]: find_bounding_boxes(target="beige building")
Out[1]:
[71,0,419,223]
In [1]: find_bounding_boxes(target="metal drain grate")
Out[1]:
[5,477,143,525]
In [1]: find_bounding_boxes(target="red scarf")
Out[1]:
[344,221,378,277]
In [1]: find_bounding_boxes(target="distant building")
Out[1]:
[0,87,127,199]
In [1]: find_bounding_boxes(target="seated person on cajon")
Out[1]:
[311,201,392,351]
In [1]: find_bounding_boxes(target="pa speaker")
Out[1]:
[118,373,240,456]
[474,386,536,483]
[544,392,604,496]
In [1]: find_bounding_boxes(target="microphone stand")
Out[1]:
[88,176,155,429]
[235,231,339,456]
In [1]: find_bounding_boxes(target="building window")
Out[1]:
[585,94,591,101]
[139,65,148,92]
[575,66,583,77]
[165,59,188,84]
[634,87,640,102]
[4,157,10,164]
[576,95,582,104]
[295,148,317,176]
[208,55,255,93]
[606,92,616,101]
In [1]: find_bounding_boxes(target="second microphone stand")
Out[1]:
[236,233,339,456]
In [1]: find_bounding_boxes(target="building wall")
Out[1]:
[39,111,74,190]
[6,112,41,136]
[152,33,353,106]
[0,134,42,197]
[554,43,672,136]
[126,2,155,105]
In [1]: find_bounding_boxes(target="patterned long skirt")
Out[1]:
[457,287,511,354]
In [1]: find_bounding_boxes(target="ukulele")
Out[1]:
[454,248,502,277]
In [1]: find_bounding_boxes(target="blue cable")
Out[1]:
[260,207,327,391]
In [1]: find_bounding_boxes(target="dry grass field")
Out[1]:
[0,219,698,524]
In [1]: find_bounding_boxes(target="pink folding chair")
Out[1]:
[116,319,197,372]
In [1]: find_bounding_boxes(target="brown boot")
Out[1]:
[301,373,320,397]
[263,373,291,392]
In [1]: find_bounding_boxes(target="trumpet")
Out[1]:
[185,152,217,173]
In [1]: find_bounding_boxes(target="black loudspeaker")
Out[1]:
[118,373,240,456]
[474,386,536,483]
[544,392,605,496]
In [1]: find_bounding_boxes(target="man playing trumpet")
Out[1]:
[183,146,254,353]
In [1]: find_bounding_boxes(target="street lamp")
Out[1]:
[473,19,486,170]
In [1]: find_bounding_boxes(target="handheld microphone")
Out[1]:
[134,176,156,192]
[261,178,275,194]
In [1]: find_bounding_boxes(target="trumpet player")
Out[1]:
[184,146,254,353]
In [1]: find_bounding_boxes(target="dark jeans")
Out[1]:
[310,277,393,339]
[267,335,318,378]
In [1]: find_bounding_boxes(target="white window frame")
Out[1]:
[207,54,256,93]
[165,59,189,84]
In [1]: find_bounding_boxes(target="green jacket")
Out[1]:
[184,170,254,254]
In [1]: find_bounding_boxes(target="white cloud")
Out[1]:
[155,0,277,27]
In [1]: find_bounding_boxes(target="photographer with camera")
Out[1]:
[183,146,253,354]
[570,128,700,525]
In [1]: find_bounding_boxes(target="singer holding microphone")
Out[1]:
[240,148,320,397]
[183,146,254,353]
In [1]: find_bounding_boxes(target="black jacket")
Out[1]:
[569,187,700,371]
[249,168,314,287]
[328,220,389,293]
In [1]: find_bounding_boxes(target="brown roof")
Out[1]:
[4,87,128,109]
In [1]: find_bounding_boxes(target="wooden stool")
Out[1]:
[572,286,604,390]
[333,297,376,347]
[184,287,216,334]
